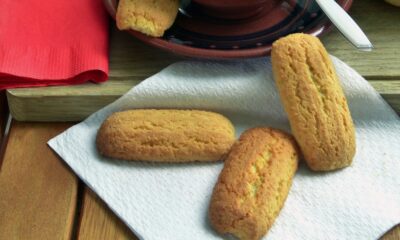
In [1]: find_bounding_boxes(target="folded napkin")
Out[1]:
[0,0,109,89]
[48,57,400,240]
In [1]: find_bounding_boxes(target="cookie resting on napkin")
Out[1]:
[48,57,400,240]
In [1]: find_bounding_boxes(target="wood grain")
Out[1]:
[0,91,8,142]
[381,224,400,240]
[77,188,137,240]
[7,79,399,121]
[322,0,400,78]
[6,0,400,121]
[0,122,77,240]
[368,80,400,114]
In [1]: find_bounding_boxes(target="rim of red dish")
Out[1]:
[104,0,353,59]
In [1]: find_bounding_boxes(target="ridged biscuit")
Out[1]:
[96,109,235,162]
[209,128,299,240]
[271,33,356,171]
[116,0,179,37]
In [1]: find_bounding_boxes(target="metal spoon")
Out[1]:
[315,0,373,51]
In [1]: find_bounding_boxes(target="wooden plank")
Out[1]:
[7,79,400,121]
[368,80,400,114]
[77,188,137,240]
[0,91,8,170]
[322,0,400,78]
[381,225,400,240]
[0,122,77,240]
[0,91,8,140]
[6,0,400,122]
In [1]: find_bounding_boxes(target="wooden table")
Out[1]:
[0,0,399,239]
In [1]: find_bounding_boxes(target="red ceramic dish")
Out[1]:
[104,0,353,59]
[192,0,281,19]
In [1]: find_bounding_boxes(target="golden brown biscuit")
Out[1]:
[271,33,356,171]
[116,0,179,37]
[96,109,235,162]
[209,127,299,240]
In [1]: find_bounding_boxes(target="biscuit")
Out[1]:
[271,33,356,171]
[116,0,179,37]
[96,109,235,162]
[209,128,299,240]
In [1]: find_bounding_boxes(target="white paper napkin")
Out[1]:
[48,57,400,240]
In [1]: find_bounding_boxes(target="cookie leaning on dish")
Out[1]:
[116,0,180,37]
[96,109,235,162]
[271,33,356,171]
[209,127,299,240]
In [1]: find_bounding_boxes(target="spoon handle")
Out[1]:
[315,0,373,51]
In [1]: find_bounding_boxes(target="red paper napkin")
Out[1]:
[0,0,109,89]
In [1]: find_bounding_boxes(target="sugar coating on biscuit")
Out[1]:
[116,0,179,37]
[96,109,235,162]
[271,33,356,171]
[209,128,299,240]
